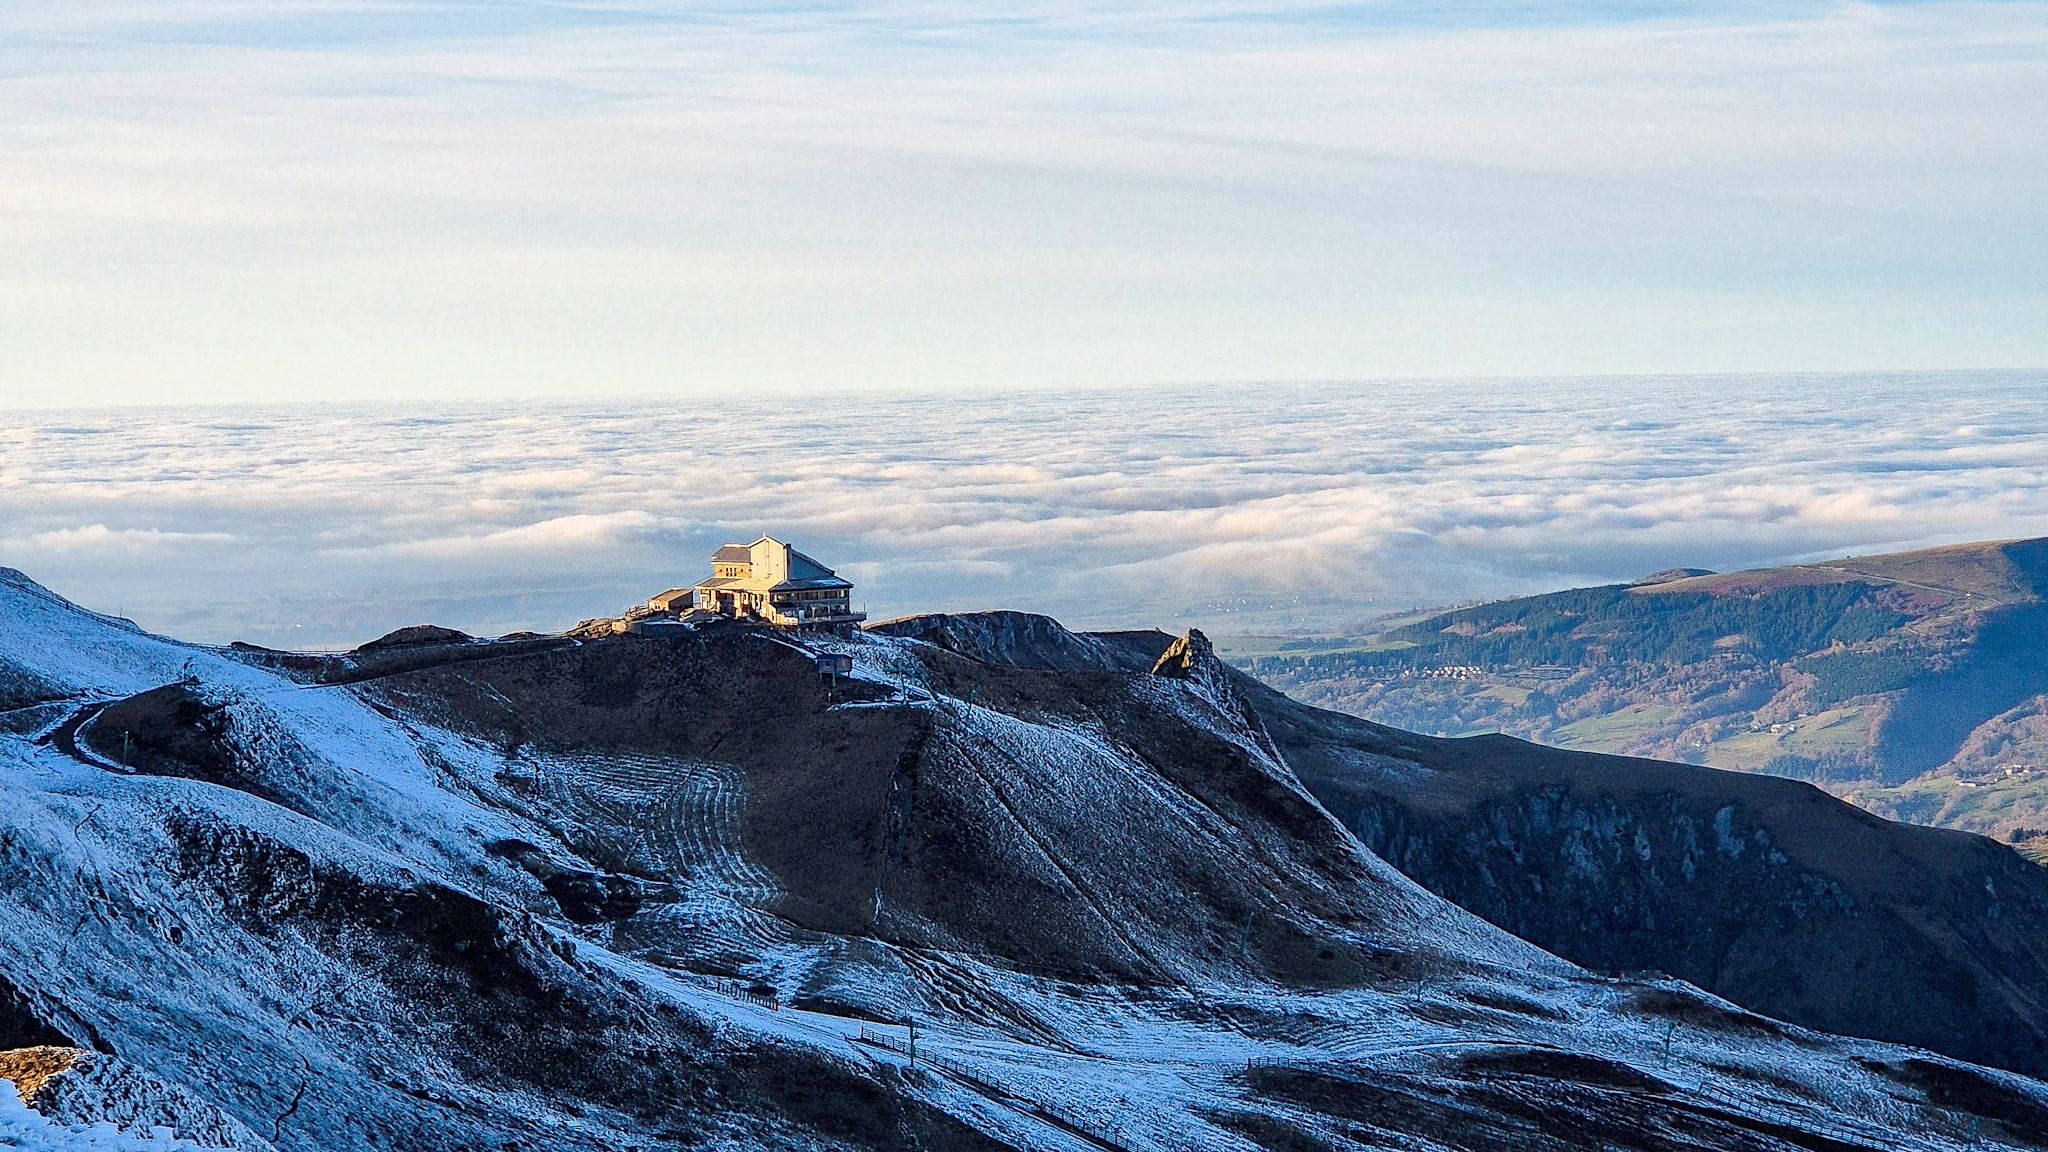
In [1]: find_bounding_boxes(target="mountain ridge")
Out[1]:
[5,578,2048,1149]
[875,610,2048,1074]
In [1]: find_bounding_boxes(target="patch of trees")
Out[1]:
[1799,648,1930,706]
[1252,583,1908,680]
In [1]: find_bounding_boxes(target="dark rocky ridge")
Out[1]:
[870,610,1156,673]
[1259,702,2048,1078]
[356,624,472,650]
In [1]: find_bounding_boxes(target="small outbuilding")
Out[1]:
[646,588,695,614]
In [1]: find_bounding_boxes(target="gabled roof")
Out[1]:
[699,536,854,596]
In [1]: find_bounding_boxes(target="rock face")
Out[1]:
[1148,627,1216,679]
[0,979,78,1053]
[0,1046,77,1102]
[5,576,2048,1150]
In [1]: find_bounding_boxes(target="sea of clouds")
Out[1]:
[4,371,2047,649]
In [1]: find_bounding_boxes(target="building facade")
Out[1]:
[690,537,864,629]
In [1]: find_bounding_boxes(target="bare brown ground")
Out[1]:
[0,1045,80,1102]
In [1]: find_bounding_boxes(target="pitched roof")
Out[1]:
[699,536,854,595]
[787,547,836,581]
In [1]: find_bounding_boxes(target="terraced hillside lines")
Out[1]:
[527,750,793,956]
[929,711,1167,981]
[538,752,670,870]
[1240,1005,1449,1066]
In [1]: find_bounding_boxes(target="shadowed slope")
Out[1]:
[1241,664,2048,1077]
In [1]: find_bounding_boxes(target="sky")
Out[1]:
[4,372,2046,648]
[1,1,2044,406]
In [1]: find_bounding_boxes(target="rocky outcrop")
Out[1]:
[484,839,653,924]
[1147,627,1213,680]
[354,625,470,651]
[1151,628,1286,768]
[0,1046,272,1149]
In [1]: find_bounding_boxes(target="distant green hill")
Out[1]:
[1237,538,2048,859]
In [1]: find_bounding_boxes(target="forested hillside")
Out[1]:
[1240,539,2048,857]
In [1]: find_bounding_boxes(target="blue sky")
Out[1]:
[1,1,2043,405]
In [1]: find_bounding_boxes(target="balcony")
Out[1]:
[765,604,866,627]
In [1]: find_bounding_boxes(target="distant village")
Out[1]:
[580,535,866,638]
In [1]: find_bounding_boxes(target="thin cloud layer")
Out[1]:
[1,1,2043,402]
[3,373,2045,648]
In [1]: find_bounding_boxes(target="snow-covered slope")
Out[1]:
[5,572,2048,1150]
[1,1081,231,1152]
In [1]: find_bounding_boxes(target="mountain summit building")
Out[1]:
[684,536,864,631]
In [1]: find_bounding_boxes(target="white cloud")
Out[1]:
[0,523,236,555]
[2,372,2046,647]
[382,510,665,558]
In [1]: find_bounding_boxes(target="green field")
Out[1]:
[1548,705,1677,753]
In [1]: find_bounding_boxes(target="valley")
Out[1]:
[1234,538,2048,860]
